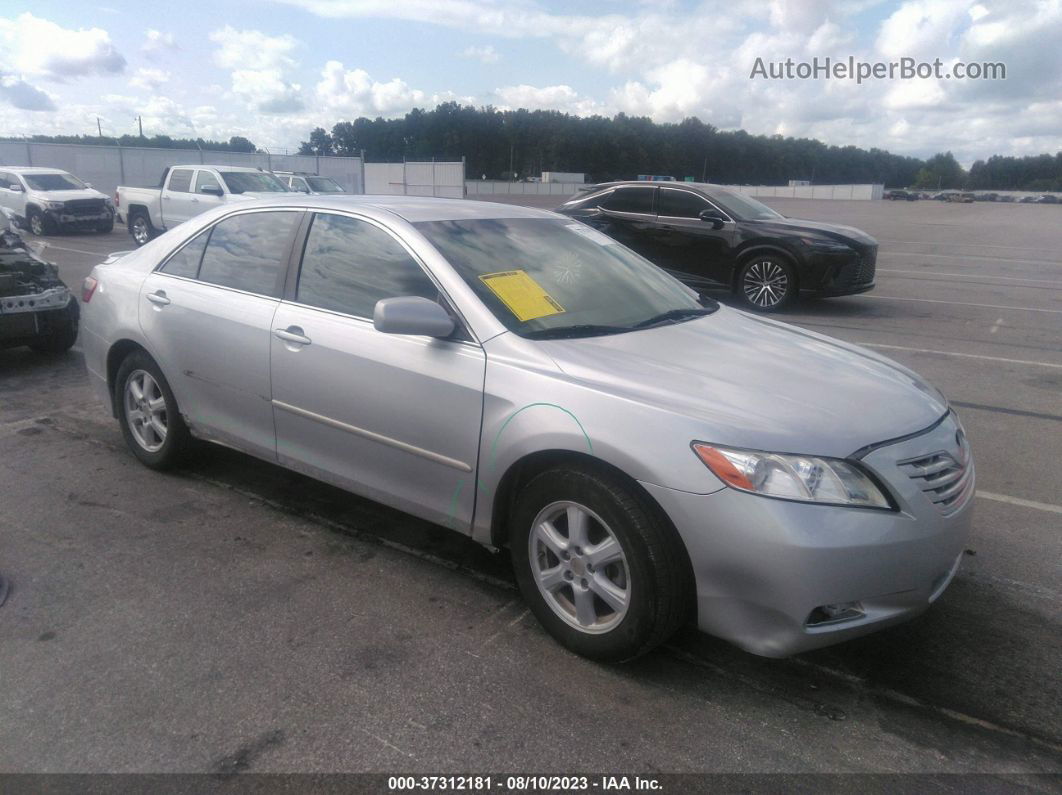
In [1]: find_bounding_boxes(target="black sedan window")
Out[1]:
[600,187,655,214]
[658,189,711,219]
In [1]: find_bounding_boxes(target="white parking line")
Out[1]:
[864,295,1062,314]
[877,238,1062,254]
[863,343,1062,370]
[878,269,1062,287]
[38,243,110,256]
[977,491,1062,515]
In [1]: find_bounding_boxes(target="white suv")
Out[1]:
[0,167,114,235]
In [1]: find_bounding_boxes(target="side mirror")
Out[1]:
[9,183,24,192]
[84,182,93,188]
[201,185,224,196]
[373,296,455,338]
[698,209,726,229]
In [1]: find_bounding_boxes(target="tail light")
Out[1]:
[114,191,120,208]
[82,276,98,303]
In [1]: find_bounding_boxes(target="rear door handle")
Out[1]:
[146,291,170,306]
[274,327,311,346]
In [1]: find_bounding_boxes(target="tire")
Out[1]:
[28,303,79,354]
[510,466,692,662]
[97,216,115,234]
[129,212,156,247]
[115,350,191,470]
[27,208,54,237]
[734,254,798,313]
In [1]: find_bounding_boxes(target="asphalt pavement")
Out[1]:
[0,198,1059,782]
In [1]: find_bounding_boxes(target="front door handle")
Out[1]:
[274,327,311,346]
[146,291,170,306]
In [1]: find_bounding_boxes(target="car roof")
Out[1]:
[2,166,72,174]
[578,180,733,194]
[223,194,559,223]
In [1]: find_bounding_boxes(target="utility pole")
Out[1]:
[702,155,708,182]
[137,115,144,140]
[97,117,103,139]
[509,143,514,182]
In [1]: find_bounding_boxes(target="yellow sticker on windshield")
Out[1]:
[479,270,566,322]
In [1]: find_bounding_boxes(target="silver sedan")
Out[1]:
[80,196,973,661]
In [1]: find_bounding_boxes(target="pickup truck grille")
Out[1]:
[63,199,106,216]
[898,430,974,514]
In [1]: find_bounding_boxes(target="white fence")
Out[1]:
[0,141,364,196]
[722,183,884,200]
[465,180,584,197]
[365,161,465,198]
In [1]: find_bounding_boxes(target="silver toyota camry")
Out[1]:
[80,196,974,661]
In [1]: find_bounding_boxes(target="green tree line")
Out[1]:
[0,134,259,152]
[299,103,1061,191]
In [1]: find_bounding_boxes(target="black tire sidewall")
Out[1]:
[735,255,797,312]
[114,351,187,469]
[510,468,677,662]
[28,302,79,354]
[28,209,48,236]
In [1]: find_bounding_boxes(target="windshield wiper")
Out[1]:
[524,324,632,340]
[630,307,715,330]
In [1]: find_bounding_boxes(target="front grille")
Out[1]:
[855,248,876,283]
[63,199,106,216]
[898,439,974,515]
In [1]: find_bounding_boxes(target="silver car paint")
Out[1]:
[81,195,973,657]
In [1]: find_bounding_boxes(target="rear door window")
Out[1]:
[197,211,301,297]
[296,212,438,319]
[167,169,194,193]
[160,230,210,278]
[600,187,655,214]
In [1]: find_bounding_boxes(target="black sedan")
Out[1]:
[556,181,877,312]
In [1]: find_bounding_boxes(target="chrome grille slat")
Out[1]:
[898,428,973,515]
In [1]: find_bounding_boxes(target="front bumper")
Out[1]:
[45,208,113,230]
[642,414,973,657]
[810,247,877,296]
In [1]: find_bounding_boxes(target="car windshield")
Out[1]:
[218,171,289,194]
[306,177,344,192]
[22,173,86,191]
[706,190,782,221]
[415,218,714,339]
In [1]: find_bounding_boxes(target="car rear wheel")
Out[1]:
[129,213,156,247]
[115,350,191,469]
[735,255,797,312]
[510,465,691,662]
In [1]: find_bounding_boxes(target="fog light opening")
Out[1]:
[807,601,865,626]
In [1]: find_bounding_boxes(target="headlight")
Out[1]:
[799,236,853,252]
[692,442,892,509]
[45,201,65,210]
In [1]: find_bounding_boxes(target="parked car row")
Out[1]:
[0,163,353,242]
[885,188,1060,203]
[79,194,973,662]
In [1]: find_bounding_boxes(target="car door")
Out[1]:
[587,186,658,260]
[270,211,486,531]
[138,209,303,460]
[653,187,737,286]
[191,169,225,218]
[160,168,197,225]
[0,172,17,215]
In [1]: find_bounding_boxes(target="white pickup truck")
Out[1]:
[115,165,290,246]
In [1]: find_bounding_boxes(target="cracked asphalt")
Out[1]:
[0,198,1059,783]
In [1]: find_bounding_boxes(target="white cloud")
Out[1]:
[0,74,56,111]
[130,67,171,90]
[316,60,424,115]
[0,13,125,80]
[210,26,304,113]
[460,44,500,63]
[494,84,604,115]
[142,28,178,56]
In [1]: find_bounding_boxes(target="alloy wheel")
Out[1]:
[29,213,44,236]
[528,500,630,634]
[132,217,150,245]
[742,260,790,309]
[124,370,168,452]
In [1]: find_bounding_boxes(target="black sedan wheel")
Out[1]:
[736,256,797,312]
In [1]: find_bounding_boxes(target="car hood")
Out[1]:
[746,218,877,247]
[33,189,109,203]
[537,308,946,458]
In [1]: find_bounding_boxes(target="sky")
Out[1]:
[0,0,1059,166]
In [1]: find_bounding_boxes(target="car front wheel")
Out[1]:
[129,213,156,247]
[510,466,691,662]
[735,255,797,312]
[115,350,191,469]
